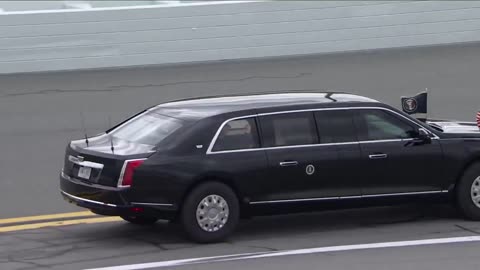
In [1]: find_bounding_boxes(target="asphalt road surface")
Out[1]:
[1,42,480,269]
[1,204,480,270]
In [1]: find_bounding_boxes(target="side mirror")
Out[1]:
[416,128,432,144]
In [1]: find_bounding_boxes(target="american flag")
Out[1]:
[477,111,480,129]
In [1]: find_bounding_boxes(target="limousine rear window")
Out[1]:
[110,112,184,146]
[212,118,260,151]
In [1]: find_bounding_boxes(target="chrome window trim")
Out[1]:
[207,139,417,155]
[205,114,258,154]
[441,138,480,141]
[249,190,448,205]
[359,138,414,144]
[209,142,358,155]
[206,106,438,154]
[61,190,119,208]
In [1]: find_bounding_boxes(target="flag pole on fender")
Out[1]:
[476,110,480,130]
[401,89,428,122]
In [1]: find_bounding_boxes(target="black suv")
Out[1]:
[60,92,480,242]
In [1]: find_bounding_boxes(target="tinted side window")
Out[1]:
[212,118,260,151]
[355,109,417,141]
[315,110,356,143]
[260,112,318,147]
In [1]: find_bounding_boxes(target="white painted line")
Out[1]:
[84,251,270,270]
[85,236,480,270]
[226,235,480,261]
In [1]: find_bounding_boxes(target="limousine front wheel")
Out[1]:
[457,163,480,220]
[181,182,239,243]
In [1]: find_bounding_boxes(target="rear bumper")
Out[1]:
[60,172,177,218]
[61,190,126,215]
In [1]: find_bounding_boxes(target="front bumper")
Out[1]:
[60,172,176,218]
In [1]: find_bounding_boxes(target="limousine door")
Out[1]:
[262,145,341,202]
[353,109,445,195]
[252,111,362,203]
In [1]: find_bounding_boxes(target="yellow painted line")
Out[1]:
[0,211,95,225]
[0,216,122,233]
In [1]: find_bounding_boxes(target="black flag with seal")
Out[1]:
[401,91,428,115]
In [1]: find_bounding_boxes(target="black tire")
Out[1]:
[120,215,159,225]
[456,163,480,220]
[180,182,240,243]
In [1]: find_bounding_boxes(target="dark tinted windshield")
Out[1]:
[110,112,184,146]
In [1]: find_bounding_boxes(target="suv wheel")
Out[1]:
[120,215,159,225]
[181,182,239,243]
[456,163,480,220]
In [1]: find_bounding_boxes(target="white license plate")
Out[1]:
[78,167,92,179]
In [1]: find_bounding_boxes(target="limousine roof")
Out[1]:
[152,92,379,120]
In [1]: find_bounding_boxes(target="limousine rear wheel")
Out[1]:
[456,163,480,220]
[181,182,239,243]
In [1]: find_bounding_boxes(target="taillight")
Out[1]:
[117,159,146,188]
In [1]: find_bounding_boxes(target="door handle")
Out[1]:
[279,161,299,167]
[369,154,388,160]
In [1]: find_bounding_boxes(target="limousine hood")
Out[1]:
[427,120,480,134]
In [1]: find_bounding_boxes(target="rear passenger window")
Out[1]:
[260,112,318,147]
[315,110,356,143]
[212,118,260,151]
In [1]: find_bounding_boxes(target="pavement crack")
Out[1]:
[244,245,279,252]
[10,245,77,261]
[455,224,480,235]
[227,241,279,252]
[131,237,169,251]
[1,72,312,98]
[14,235,56,246]
[7,254,52,270]
[40,248,175,269]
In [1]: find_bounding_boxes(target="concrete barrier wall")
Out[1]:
[2,1,480,74]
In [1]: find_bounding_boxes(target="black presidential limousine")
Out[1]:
[60,92,480,242]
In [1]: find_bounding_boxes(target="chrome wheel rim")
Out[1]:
[472,176,480,208]
[196,194,229,232]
